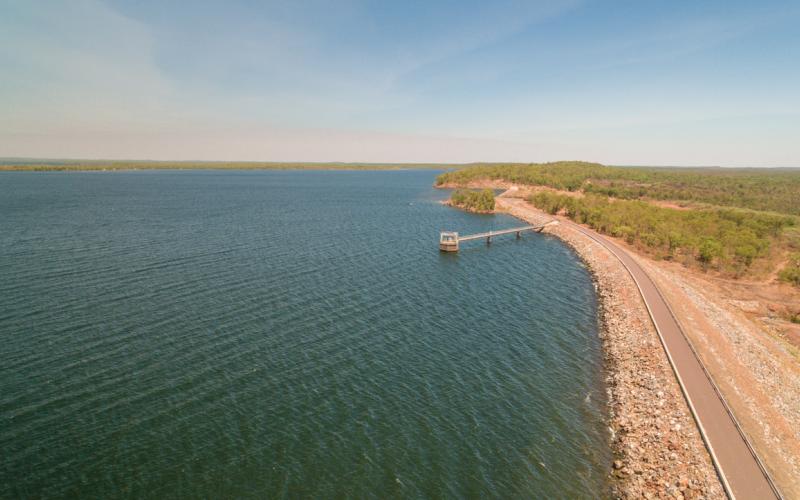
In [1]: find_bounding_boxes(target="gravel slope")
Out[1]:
[498,196,725,499]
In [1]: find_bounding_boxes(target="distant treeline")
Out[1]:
[450,189,495,212]
[0,160,452,172]
[436,162,800,283]
[436,161,800,216]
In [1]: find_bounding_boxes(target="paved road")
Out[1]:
[562,220,780,499]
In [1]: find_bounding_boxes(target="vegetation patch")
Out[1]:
[449,189,495,213]
[436,162,800,216]
[780,253,800,287]
[437,162,800,284]
[529,191,795,275]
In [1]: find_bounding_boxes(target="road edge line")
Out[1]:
[568,224,736,498]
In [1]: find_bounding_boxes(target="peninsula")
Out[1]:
[439,161,800,498]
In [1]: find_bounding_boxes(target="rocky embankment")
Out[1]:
[497,197,725,499]
[637,257,800,495]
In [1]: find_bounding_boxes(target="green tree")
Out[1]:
[698,238,722,265]
[449,189,495,212]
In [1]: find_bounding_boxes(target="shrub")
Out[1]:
[779,253,800,286]
[698,239,722,265]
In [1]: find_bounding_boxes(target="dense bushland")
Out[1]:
[436,162,800,216]
[450,189,495,212]
[529,191,796,275]
[437,162,800,283]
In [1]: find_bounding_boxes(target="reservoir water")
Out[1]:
[0,170,609,498]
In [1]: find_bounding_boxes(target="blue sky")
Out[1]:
[1,0,799,165]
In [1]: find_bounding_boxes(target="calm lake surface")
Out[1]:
[0,170,609,498]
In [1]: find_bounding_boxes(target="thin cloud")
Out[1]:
[0,0,798,166]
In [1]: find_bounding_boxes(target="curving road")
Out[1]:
[560,219,780,499]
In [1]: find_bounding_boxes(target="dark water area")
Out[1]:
[0,170,609,498]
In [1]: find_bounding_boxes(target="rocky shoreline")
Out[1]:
[497,197,725,499]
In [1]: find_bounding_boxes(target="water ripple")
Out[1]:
[0,170,609,498]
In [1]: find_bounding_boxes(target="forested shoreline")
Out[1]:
[437,162,800,284]
[436,161,800,216]
[448,189,495,213]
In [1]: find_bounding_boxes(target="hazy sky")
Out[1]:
[2,0,799,166]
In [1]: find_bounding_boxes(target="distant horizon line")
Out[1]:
[3,156,800,170]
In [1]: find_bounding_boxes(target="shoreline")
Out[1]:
[437,199,494,214]
[495,195,726,497]
[440,180,800,496]
[0,162,453,172]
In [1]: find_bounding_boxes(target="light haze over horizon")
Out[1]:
[2,0,799,167]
